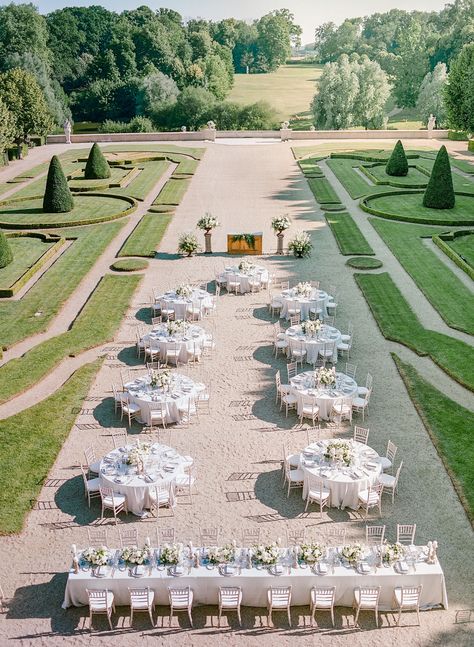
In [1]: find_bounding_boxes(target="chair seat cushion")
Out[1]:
[86,477,101,492]
[378,473,396,487]
[275,340,288,348]
[89,461,101,474]
[289,468,304,482]
[357,387,369,396]
[333,404,351,414]
[378,456,392,470]
[308,488,330,501]
[352,398,367,408]
[341,334,351,342]
[102,493,126,506]
[283,394,298,404]
[337,343,350,351]
[123,403,141,413]
[302,405,319,415]
[358,490,379,504]
[286,453,300,468]
[131,591,155,608]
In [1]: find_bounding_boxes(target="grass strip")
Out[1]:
[325,211,375,255]
[392,353,474,525]
[0,221,124,349]
[354,272,474,391]
[433,231,474,279]
[0,273,141,404]
[110,160,168,201]
[326,158,374,199]
[307,177,341,204]
[118,212,172,258]
[370,219,474,335]
[153,177,191,206]
[0,359,102,534]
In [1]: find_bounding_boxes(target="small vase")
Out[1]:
[276,231,284,255]
[204,231,212,254]
[295,250,304,258]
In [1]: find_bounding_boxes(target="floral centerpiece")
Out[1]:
[120,545,151,566]
[288,231,313,258]
[252,542,280,566]
[301,319,321,337]
[150,369,173,389]
[160,543,183,566]
[206,544,236,565]
[167,320,188,337]
[299,542,325,564]
[295,281,313,298]
[324,440,354,466]
[197,213,219,233]
[178,232,201,257]
[82,546,109,566]
[175,284,193,299]
[238,258,255,274]
[382,542,406,564]
[341,543,363,565]
[314,366,336,386]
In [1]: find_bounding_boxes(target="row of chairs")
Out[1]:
[87,582,422,631]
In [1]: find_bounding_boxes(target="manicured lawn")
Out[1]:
[111,160,168,201]
[0,273,141,404]
[153,178,190,206]
[307,177,341,204]
[68,166,128,190]
[364,163,429,187]
[325,211,374,255]
[228,64,323,121]
[326,158,374,199]
[111,258,149,271]
[393,354,474,523]
[0,194,134,228]
[363,191,474,226]
[354,272,474,391]
[118,212,172,257]
[0,236,57,289]
[297,158,324,176]
[370,219,474,335]
[103,145,205,160]
[0,359,102,534]
[0,221,124,348]
[443,232,474,269]
[346,257,382,269]
[9,157,81,199]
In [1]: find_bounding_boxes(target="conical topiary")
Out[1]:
[385,140,408,177]
[0,231,13,268]
[423,145,455,209]
[84,143,110,179]
[43,155,74,213]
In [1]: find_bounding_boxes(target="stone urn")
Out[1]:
[204,230,212,254]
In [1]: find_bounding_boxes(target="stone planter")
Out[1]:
[204,231,212,254]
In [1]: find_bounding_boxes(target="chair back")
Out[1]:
[287,362,297,380]
[287,528,305,545]
[84,446,96,466]
[151,316,161,325]
[275,371,282,390]
[357,587,381,607]
[280,280,290,290]
[169,586,191,606]
[80,464,89,486]
[396,523,416,545]
[326,527,346,546]
[87,589,109,608]
[306,426,321,446]
[366,373,373,390]
[219,586,242,606]
[400,585,422,607]
[312,587,335,606]
[307,474,325,497]
[87,527,108,547]
[353,425,370,445]
[119,528,138,548]
[112,432,127,449]
[345,362,357,379]
[365,525,386,544]
[310,280,320,289]
[386,440,398,463]
[157,527,176,545]
[242,528,260,547]
[129,587,152,607]
[394,460,404,486]
[289,314,300,326]
[269,586,292,606]
[200,527,219,545]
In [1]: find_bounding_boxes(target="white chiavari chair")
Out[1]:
[120,393,141,427]
[353,586,381,627]
[112,384,124,415]
[345,362,357,380]
[310,586,335,627]
[304,475,330,517]
[378,461,403,504]
[160,300,175,322]
[287,528,305,545]
[357,372,373,397]
[111,430,127,449]
[200,527,220,546]
[353,425,370,445]
[306,425,321,446]
[289,313,301,326]
[80,464,101,507]
[379,440,397,473]
[290,339,307,367]
[287,361,298,381]
[86,589,115,631]
[358,482,383,519]
[226,273,240,295]
[352,389,371,421]
[84,446,101,476]
[99,486,128,524]
[119,527,138,548]
[241,528,261,547]
[168,586,193,627]
[218,587,242,627]
[129,587,155,627]
[299,396,320,426]
[273,327,288,358]
[331,397,353,424]
[326,527,346,546]
[87,527,108,547]
[393,585,422,626]
[275,370,290,404]
[396,523,416,545]
[156,527,175,546]
[267,586,292,627]
[337,333,352,358]
[365,525,386,545]
[341,321,353,342]
[150,482,175,517]
[286,300,301,319]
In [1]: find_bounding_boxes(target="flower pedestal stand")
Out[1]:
[276,232,285,255]
[204,232,212,254]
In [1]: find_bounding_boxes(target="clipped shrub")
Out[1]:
[385,140,408,177]
[84,143,110,180]
[468,140,474,153]
[43,155,74,213]
[423,145,455,209]
[0,231,13,268]
[448,130,469,141]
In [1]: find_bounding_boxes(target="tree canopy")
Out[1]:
[444,43,474,133]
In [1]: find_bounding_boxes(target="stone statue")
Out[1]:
[181,125,187,132]
[207,120,216,130]
[428,114,436,131]
[63,119,72,144]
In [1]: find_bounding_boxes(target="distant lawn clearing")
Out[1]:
[229,64,323,121]
[362,191,474,226]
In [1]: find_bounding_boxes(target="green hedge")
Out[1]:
[448,130,469,141]
[433,231,474,280]
[468,140,474,153]
[6,144,28,161]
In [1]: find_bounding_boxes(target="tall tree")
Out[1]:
[444,43,474,132]
[353,55,390,129]
[312,55,359,129]
[392,16,430,108]
[136,70,179,117]
[256,12,292,71]
[0,3,50,66]
[416,63,448,127]
[0,98,15,154]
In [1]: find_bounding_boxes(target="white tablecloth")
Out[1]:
[299,439,382,509]
[99,443,187,515]
[140,323,206,363]
[280,288,332,321]
[125,373,202,425]
[63,547,447,611]
[290,371,358,420]
[218,265,269,294]
[285,324,341,364]
[155,288,212,320]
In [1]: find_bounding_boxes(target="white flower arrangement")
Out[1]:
[166,319,188,336]
[175,284,193,299]
[301,319,321,336]
[314,366,336,386]
[120,545,151,565]
[288,231,313,258]
[150,369,172,389]
[382,542,406,564]
[125,440,152,467]
[271,215,291,233]
[341,543,363,564]
[294,281,313,298]
[82,546,109,566]
[160,543,183,565]
[252,542,280,566]
[206,544,236,565]
[197,214,219,231]
[299,542,325,564]
[238,259,255,274]
[324,440,353,466]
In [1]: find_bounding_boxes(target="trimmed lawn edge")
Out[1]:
[346,257,382,269]
[433,232,474,281]
[325,212,375,256]
[111,258,149,271]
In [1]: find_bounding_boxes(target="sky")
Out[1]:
[15,0,449,44]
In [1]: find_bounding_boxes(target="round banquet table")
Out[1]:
[155,288,212,320]
[125,373,203,425]
[300,439,382,509]
[139,323,206,363]
[285,323,341,364]
[99,442,187,515]
[289,371,358,420]
[218,265,269,294]
[279,287,332,321]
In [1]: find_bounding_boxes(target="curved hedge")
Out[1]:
[0,192,137,229]
[320,203,346,212]
[361,190,474,226]
[111,258,149,272]
[346,256,383,269]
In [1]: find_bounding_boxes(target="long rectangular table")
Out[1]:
[63,555,448,611]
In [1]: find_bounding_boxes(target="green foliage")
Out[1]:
[0,97,15,152]
[42,155,74,213]
[423,145,455,209]
[0,231,13,268]
[307,177,341,204]
[111,258,149,271]
[392,17,429,108]
[434,231,474,279]
[416,63,448,127]
[386,140,409,177]
[325,211,375,255]
[118,212,172,257]
[84,143,111,180]
[445,43,474,133]
[99,117,154,133]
